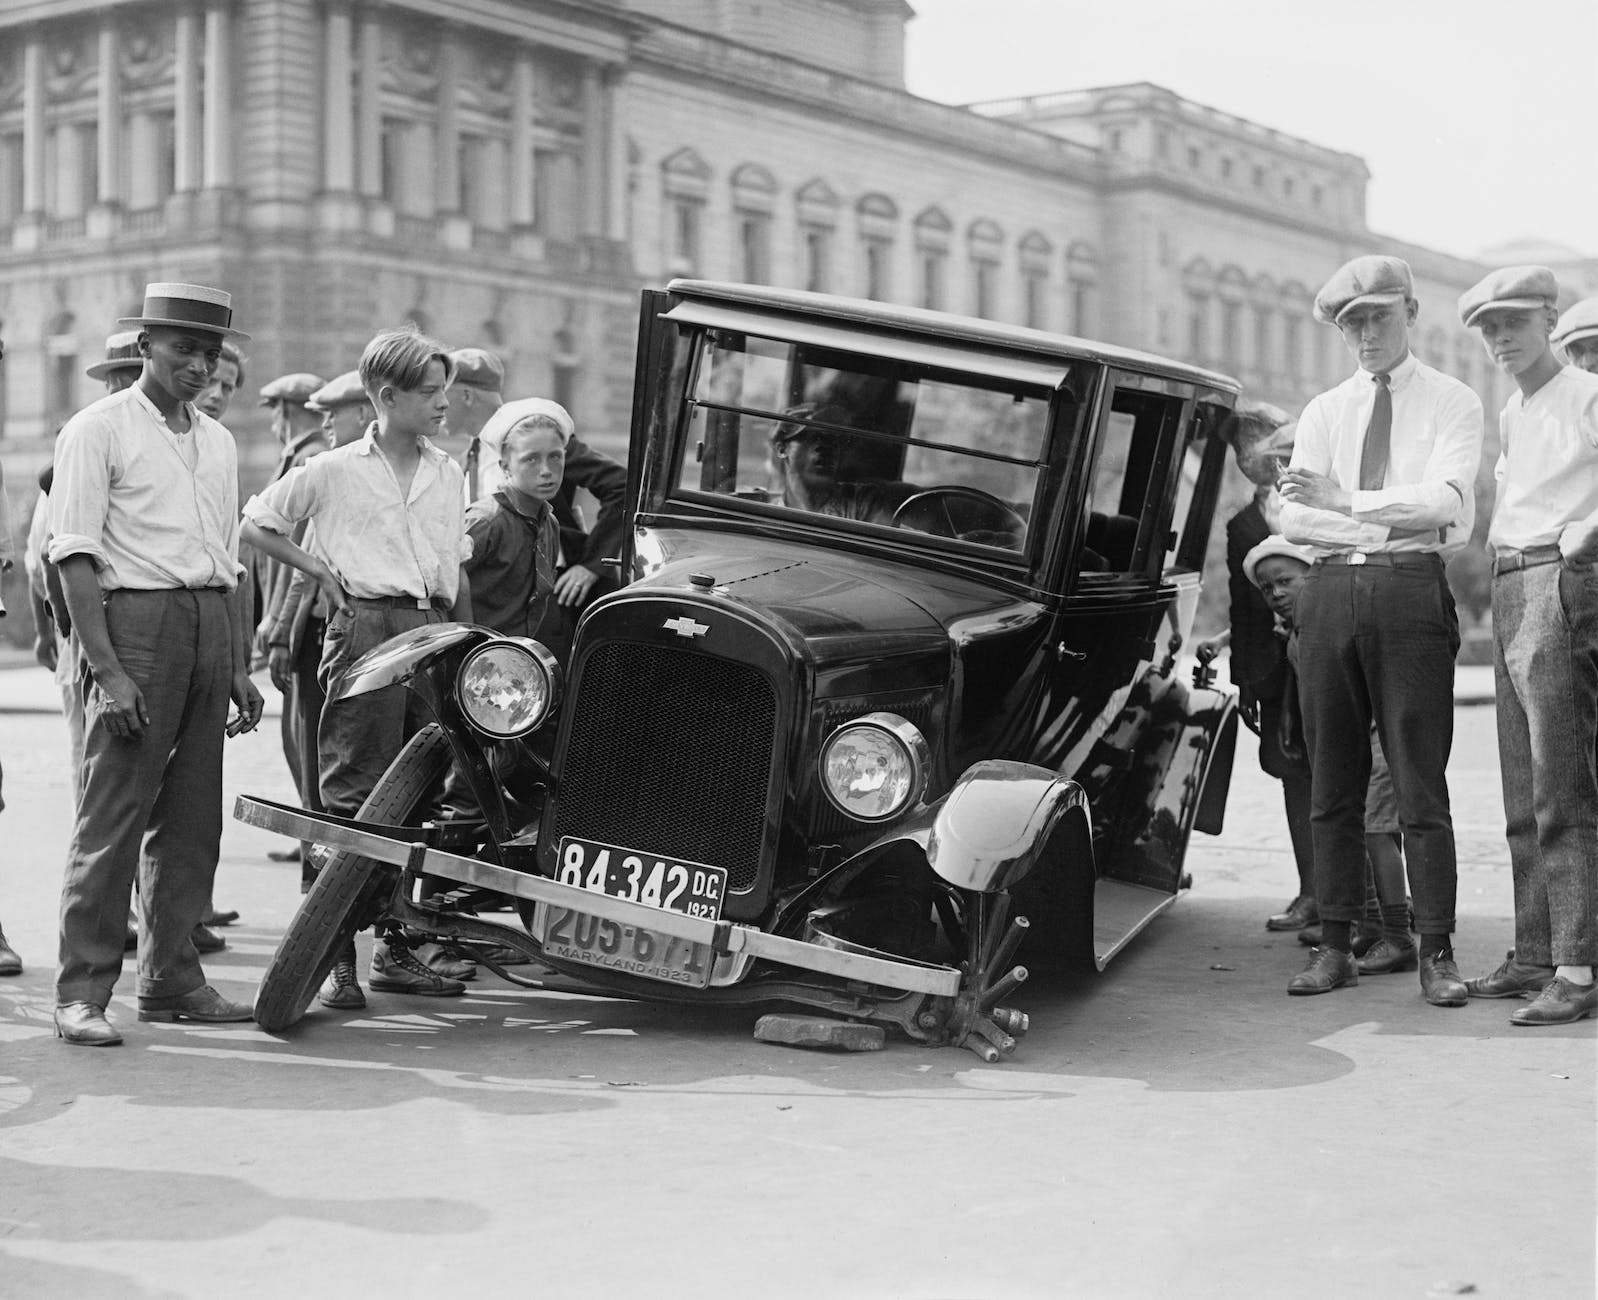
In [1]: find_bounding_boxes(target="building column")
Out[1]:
[356,3,383,197]
[174,4,201,192]
[323,0,355,191]
[96,15,122,205]
[603,66,627,242]
[579,61,604,237]
[56,124,85,215]
[202,0,232,187]
[127,113,160,209]
[436,28,460,213]
[22,31,46,214]
[509,45,535,228]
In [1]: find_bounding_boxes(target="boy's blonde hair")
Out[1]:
[358,326,455,401]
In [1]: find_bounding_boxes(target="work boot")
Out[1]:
[191,923,226,954]
[414,941,476,982]
[369,939,466,997]
[319,957,367,1010]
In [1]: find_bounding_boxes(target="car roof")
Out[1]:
[668,279,1242,395]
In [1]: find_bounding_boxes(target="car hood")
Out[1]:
[635,531,1024,665]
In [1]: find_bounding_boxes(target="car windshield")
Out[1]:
[673,331,1067,554]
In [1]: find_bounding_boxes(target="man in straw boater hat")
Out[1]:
[84,330,145,395]
[47,282,265,1046]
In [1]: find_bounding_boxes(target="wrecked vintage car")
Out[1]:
[238,280,1242,1060]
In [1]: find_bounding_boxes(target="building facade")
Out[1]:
[0,0,1582,638]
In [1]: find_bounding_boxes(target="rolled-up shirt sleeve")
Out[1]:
[242,461,317,536]
[1347,384,1483,530]
[1280,394,1390,551]
[48,413,114,570]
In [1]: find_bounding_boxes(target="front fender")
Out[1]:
[329,622,493,704]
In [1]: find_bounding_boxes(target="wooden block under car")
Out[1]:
[754,1014,886,1052]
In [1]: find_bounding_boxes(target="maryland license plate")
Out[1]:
[543,837,729,988]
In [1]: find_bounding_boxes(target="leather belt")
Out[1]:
[352,594,448,611]
[1316,551,1442,570]
[1491,545,1563,577]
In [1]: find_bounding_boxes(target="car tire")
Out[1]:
[253,724,455,1032]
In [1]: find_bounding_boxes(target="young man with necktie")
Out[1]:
[1278,255,1484,1005]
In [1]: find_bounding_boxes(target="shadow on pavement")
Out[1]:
[0,1248,181,1300]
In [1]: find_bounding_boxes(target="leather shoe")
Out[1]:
[414,941,477,982]
[318,958,367,1010]
[1419,951,1468,1007]
[1510,976,1598,1026]
[55,1001,123,1046]
[1266,895,1318,932]
[191,923,226,954]
[1466,950,1556,999]
[138,984,254,1023]
[1350,921,1384,959]
[1288,946,1358,995]
[1357,937,1418,975]
[369,941,465,996]
[1297,923,1323,947]
[0,927,21,976]
[204,907,240,927]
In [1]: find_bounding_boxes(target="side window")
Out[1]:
[1080,385,1184,578]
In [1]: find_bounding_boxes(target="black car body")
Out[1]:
[240,281,1243,1060]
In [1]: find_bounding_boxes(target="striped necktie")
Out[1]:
[1358,372,1392,491]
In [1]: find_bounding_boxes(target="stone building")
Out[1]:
[0,0,1580,642]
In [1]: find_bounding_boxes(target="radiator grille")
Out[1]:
[552,640,777,894]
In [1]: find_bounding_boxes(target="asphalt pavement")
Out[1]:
[0,663,1590,1300]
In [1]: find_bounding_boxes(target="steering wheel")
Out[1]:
[893,487,1026,547]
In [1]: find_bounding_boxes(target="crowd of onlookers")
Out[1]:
[0,255,1593,1045]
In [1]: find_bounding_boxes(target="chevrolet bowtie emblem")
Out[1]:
[662,616,709,639]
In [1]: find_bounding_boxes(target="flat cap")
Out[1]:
[448,348,505,391]
[1552,296,1598,352]
[1458,265,1559,328]
[1313,255,1414,325]
[85,330,144,380]
[259,372,326,406]
[1243,536,1317,589]
[306,370,369,412]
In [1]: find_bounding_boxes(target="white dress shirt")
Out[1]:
[1488,366,1598,553]
[243,424,471,604]
[1281,352,1483,559]
[49,384,242,590]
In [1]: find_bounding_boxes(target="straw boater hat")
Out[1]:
[117,281,250,341]
[85,330,144,381]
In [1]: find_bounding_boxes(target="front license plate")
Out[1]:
[546,837,729,988]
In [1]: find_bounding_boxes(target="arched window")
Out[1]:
[913,206,952,311]
[856,193,898,301]
[967,218,1004,320]
[795,178,840,293]
[1067,242,1100,336]
[730,163,776,283]
[47,308,78,426]
[1019,230,1053,329]
[661,147,711,276]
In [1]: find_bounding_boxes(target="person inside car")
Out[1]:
[768,403,913,525]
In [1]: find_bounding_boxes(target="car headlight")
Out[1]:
[455,638,561,739]
[819,712,931,823]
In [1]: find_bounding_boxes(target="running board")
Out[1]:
[1092,879,1178,970]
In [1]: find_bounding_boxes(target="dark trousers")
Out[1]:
[1257,696,1315,898]
[1295,558,1460,934]
[291,618,326,888]
[317,602,445,819]
[57,589,231,1006]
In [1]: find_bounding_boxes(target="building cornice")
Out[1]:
[1100,171,1360,244]
[631,18,1104,189]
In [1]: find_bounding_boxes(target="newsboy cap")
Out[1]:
[448,348,505,391]
[1552,297,1598,352]
[85,330,144,381]
[118,281,250,341]
[1458,266,1559,328]
[1242,536,1317,590]
[306,370,369,412]
[1313,256,1414,325]
[258,372,326,407]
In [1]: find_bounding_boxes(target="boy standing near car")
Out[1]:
[1279,254,1483,1006]
[1459,266,1598,1025]
[48,283,264,1045]
[241,326,474,1007]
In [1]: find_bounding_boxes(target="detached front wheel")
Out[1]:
[253,724,454,1031]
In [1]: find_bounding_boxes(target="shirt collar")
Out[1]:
[495,485,552,523]
[129,381,199,430]
[1360,351,1419,392]
[356,423,448,461]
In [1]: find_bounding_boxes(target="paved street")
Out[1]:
[0,667,1591,1299]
